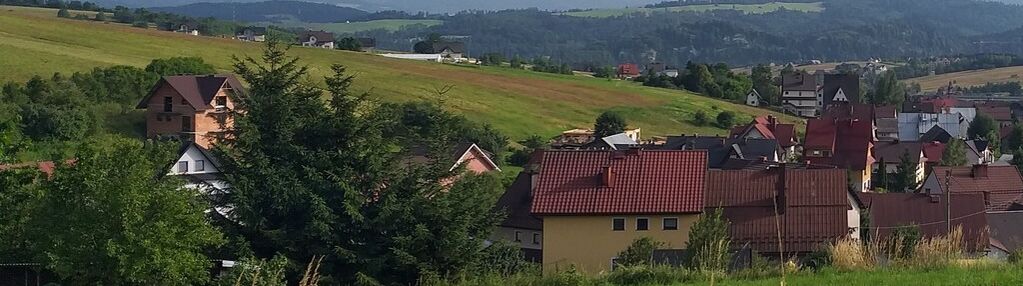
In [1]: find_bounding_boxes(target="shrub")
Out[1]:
[1009,249,1023,264]
[684,208,731,271]
[693,110,709,126]
[893,226,923,259]
[477,241,534,276]
[132,21,148,28]
[828,237,872,270]
[716,111,736,128]
[616,237,663,267]
[607,265,695,286]
[906,227,963,269]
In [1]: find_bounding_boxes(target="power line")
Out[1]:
[859,209,988,230]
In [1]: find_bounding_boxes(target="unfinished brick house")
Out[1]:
[136,75,244,148]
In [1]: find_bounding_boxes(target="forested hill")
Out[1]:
[360,0,1023,67]
[149,1,369,23]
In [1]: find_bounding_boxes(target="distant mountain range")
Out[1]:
[93,0,666,13]
[149,1,369,23]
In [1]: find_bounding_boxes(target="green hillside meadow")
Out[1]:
[0,5,802,141]
[257,19,444,35]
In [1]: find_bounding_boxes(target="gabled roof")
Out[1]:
[298,31,335,44]
[873,141,923,164]
[988,211,1023,253]
[859,193,989,252]
[174,141,222,170]
[706,168,851,253]
[921,141,946,163]
[431,41,465,54]
[804,117,874,170]
[135,75,244,111]
[977,106,1013,122]
[931,165,1023,211]
[531,150,707,215]
[919,125,953,143]
[591,133,639,150]
[496,172,542,230]
[408,142,500,172]
[822,74,860,106]
[781,71,817,92]
[729,115,797,148]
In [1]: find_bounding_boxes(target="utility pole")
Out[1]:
[945,169,952,234]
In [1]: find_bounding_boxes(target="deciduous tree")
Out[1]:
[594,111,626,138]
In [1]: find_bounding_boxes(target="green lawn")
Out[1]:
[562,2,824,18]
[679,266,1023,286]
[257,19,443,35]
[0,5,802,142]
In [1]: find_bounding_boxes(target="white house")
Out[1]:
[746,89,762,107]
[381,53,443,62]
[169,142,228,192]
[297,31,336,49]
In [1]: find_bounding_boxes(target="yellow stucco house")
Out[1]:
[530,149,708,274]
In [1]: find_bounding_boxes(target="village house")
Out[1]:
[977,105,1014,128]
[746,89,762,107]
[551,128,642,149]
[175,21,200,35]
[297,31,335,49]
[859,193,990,252]
[706,166,861,255]
[921,165,1023,212]
[616,63,640,79]
[584,133,640,150]
[136,75,243,149]
[236,27,267,42]
[658,135,783,168]
[493,161,543,262]
[729,115,798,159]
[804,117,876,192]
[407,142,502,174]
[531,150,707,274]
[357,37,376,52]
[780,71,819,117]
[898,113,968,141]
[429,41,466,60]
[871,141,926,192]
[819,73,860,108]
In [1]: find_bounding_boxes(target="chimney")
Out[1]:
[972,164,989,178]
[602,166,615,187]
[768,115,778,129]
[775,163,788,215]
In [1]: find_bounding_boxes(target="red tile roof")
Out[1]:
[804,117,874,170]
[531,150,707,215]
[931,165,1023,211]
[922,142,946,163]
[859,193,989,252]
[730,116,798,147]
[977,106,1013,122]
[706,167,850,253]
[135,75,244,111]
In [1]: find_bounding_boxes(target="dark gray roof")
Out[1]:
[822,73,861,106]
[989,211,1023,253]
[298,31,335,44]
[357,37,376,48]
[781,71,817,92]
[431,41,465,54]
[659,136,780,168]
[873,141,922,164]
[920,125,953,143]
[496,172,541,230]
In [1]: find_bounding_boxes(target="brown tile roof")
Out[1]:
[298,30,335,44]
[977,106,1013,122]
[921,141,946,163]
[531,150,707,215]
[0,160,70,177]
[932,165,1023,211]
[873,141,923,164]
[805,117,874,170]
[859,193,989,252]
[730,115,798,148]
[706,167,851,253]
[136,75,244,111]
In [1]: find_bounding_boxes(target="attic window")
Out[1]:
[177,161,188,173]
[196,160,205,172]
[215,96,227,107]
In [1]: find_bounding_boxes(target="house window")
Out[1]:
[195,160,205,172]
[163,97,173,112]
[514,231,522,242]
[663,218,679,230]
[532,233,540,244]
[177,161,188,173]
[636,218,649,231]
[215,96,227,107]
[181,116,192,131]
[612,217,625,231]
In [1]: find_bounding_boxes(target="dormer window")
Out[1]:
[215,96,227,108]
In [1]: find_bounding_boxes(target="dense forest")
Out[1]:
[358,0,1023,67]
[149,0,369,23]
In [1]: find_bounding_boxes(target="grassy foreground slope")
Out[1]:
[0,6,801,140]
[906,65,1023,91]
[562,2,824,18]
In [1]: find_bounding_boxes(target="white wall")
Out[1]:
[169,145,220,175]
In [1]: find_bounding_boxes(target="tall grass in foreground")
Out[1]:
[829,227,965,270]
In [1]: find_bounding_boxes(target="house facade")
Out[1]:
[493,170,543,261]
[298,31,335,49]
[729,115,798,160]
[237,27,266,42]
[136,75,243,149]
[531,150,707,274]
[871,141,927,192]
[746,89,762,107]
[804,117,875,192]
[781,71,819,117]
[921,165,1023,212]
